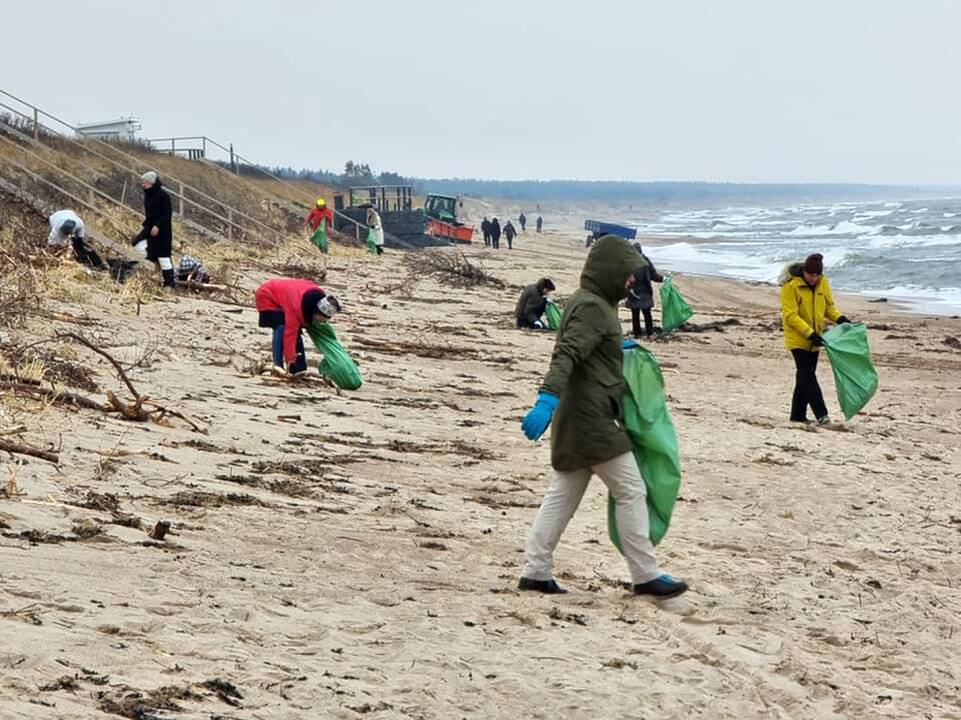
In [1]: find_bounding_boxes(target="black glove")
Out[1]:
[810,333,825,347]
[836,316,851,324]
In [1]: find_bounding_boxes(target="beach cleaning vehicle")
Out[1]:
[584,219,637,247]
[424,193,475,243]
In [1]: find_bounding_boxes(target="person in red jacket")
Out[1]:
[305,198,335,253]
[255,278,341,376]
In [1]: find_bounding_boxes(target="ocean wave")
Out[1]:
[787,220,876,237]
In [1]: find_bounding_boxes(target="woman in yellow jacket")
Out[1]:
[780,253,851,424]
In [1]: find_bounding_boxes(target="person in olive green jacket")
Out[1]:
[518,235,689,599]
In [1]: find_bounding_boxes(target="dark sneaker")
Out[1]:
[633,574,688,598]
[816,415,831,426]
[517,577,568,594]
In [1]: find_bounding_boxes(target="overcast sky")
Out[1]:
[2,1,958,184]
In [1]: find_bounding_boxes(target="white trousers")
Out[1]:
[522,451,660,585]
[133,240,172,270]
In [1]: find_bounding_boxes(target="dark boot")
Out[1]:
[518,577,568,594]
[634,574,688,598]
[161,269,175,288]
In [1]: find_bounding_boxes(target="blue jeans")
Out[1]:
[271,326,307,373]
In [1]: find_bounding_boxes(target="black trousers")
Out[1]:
[72,237,104,269]
[631,307,654,337]
[790,349,828,421]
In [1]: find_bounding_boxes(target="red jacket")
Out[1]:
[255,278,326,363]
[306,206,334,232]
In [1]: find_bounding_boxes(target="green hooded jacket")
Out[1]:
[540,235,647,471]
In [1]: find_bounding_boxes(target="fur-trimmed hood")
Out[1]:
[778,261,806,285]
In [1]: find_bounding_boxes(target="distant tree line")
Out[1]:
[246,161,413,189]
[230,160,940,203]
[414,178,937,204]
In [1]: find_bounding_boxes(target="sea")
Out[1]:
[614,197,961,315]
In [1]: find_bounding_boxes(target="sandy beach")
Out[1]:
[2,229,960,719]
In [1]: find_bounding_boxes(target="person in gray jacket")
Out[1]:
[626,242,664,337]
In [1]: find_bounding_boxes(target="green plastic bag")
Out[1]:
[366,227,379,255]
[659,277,693,333]
[310,218,328,254]
[822,323,878,420]
[545,301,562,330]
[608,346,681,549]
[306,322,362,390]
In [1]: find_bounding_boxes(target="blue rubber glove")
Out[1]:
[622,338,639,350]
[521,392,560,440]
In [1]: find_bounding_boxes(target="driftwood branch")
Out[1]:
[54,333,140,398]
[0,438,58,464]
[0,380,107,411]
[5,336,206,434]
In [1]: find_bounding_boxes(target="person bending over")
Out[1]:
[255,277,342,377]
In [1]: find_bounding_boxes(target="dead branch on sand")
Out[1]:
[364,277,417,295]
[402,251,505,289]
[0,437,58,464]
[5,334,207,433]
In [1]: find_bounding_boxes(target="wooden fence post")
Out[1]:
[33,108,38,141]
[178,182,184,217]
[228,208,233,241]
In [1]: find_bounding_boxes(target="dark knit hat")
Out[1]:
[803,253,824,274]
[538,277,556,292]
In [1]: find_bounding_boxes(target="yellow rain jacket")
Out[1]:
[780,262,842,351]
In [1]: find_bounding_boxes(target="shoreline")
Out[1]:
[536,228,961,318]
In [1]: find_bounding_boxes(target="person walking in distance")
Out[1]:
[780,253,851,425]
[481,217,491,247]
[536,215,543,233]
[305,198,334,254]
[503,220,517,249]
[132,171,174,288]
[490,217,501,250]
[518,212,527,232]
[517,235,688,598]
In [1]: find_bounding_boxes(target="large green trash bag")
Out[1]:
[306,322,363,390]
[608,346,682,550]
[659,277,693,333]
[545,301,562,330]
[822,323,878,420]
[366,227,378,255]
[310,218,328,254]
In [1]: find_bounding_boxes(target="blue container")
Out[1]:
[584,219,637,240]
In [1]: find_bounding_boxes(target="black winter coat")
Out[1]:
[625,252,663,310]
[490,219,501,240]
[136,181,173,259]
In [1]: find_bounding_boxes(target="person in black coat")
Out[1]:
[481,217,491,247]
[626,242,665,337]
[132,171,175,288]
[503,220,517,249]
[490,217,501,249]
